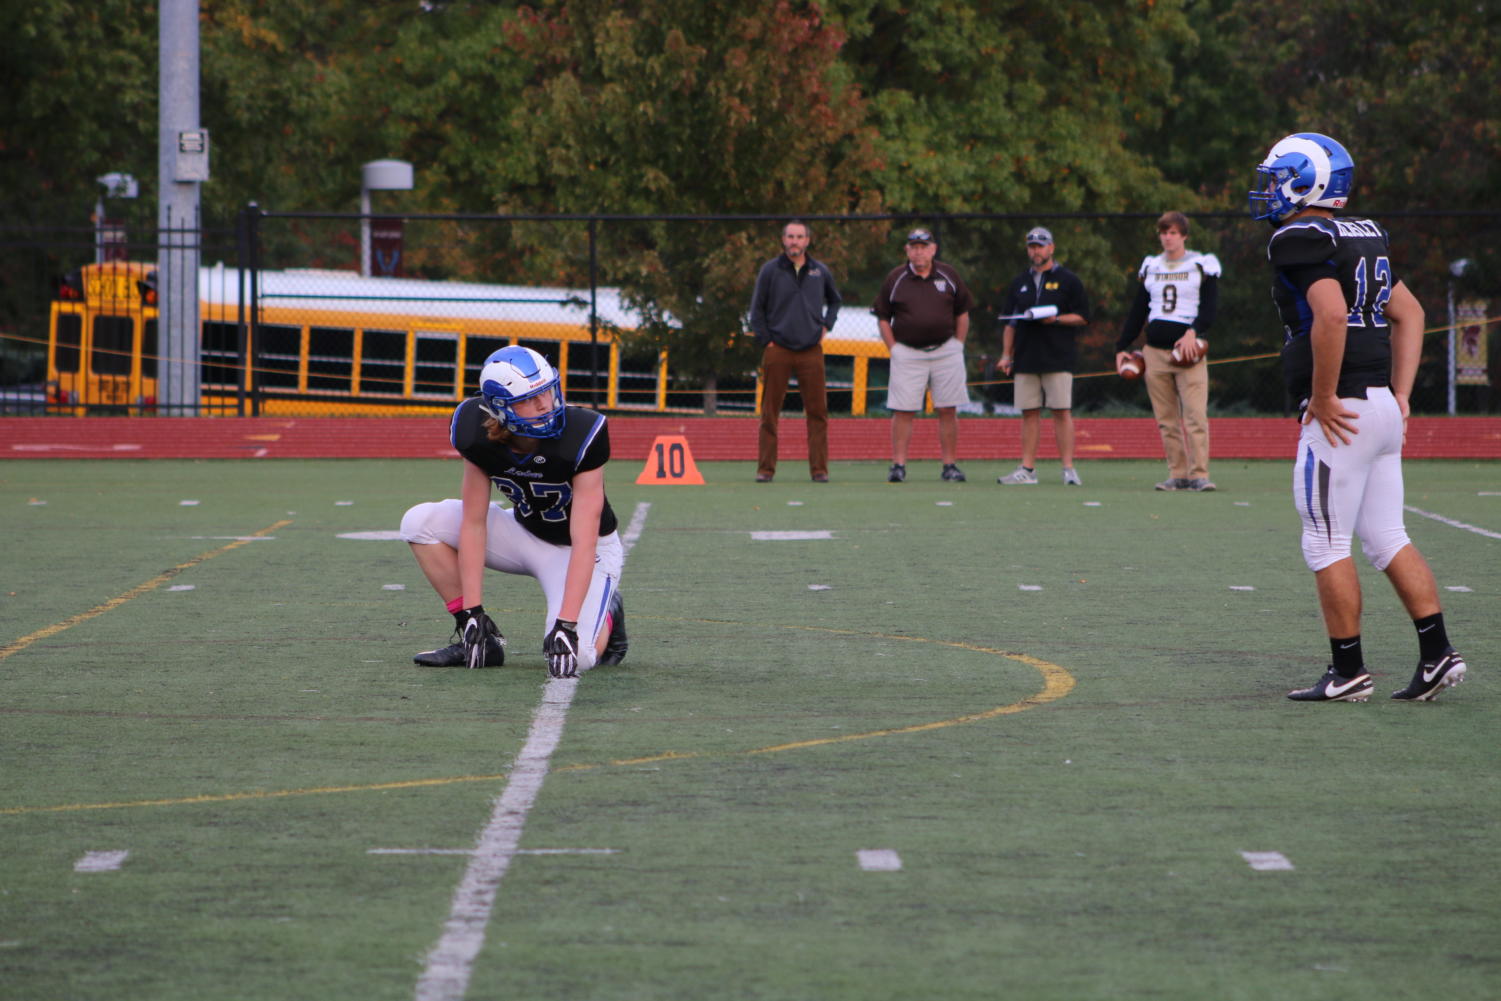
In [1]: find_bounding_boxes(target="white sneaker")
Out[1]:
[998,466,1037,485]
[1062,468,1082,486]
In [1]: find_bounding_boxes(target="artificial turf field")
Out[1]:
[2,457,1497,1001]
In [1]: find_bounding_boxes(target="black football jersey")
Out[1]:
[1267,215,1395,402]
[449,397,618,546]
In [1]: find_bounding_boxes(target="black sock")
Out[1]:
[1330,635,1364,677]
[1414,612,1450,661]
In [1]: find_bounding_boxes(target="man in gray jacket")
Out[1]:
[748,220,842,482]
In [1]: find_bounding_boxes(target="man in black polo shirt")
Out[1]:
[748,220,842,483]
[997,226,1092,486]
[872,228,973,483]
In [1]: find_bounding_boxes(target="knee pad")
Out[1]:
[1301,526,1352,573]
[1361,528,1411,572]
[399,500,447,545]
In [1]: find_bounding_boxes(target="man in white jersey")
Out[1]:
[1115,211,1221,491]
[1250,132,1467,703]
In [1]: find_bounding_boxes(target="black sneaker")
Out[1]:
[887,463,906,483]
[414,630,506,668]
[599,591,628,666]
[1391,647,1467,701]
[941,463,966,482]
[1287,667,1373,702]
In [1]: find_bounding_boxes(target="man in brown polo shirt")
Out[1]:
[872,228,973,483]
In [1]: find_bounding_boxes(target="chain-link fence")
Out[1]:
[3,209,1497,417]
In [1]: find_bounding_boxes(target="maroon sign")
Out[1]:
[370,217,405,277]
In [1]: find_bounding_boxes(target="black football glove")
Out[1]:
[544,618,580,678]
[459,605,501,670]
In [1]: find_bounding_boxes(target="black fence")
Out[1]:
[3,207,1497,417]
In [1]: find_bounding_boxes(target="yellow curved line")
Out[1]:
[2,630,1074,816]
[0,519,293,663]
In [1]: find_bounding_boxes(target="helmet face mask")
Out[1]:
[1248,132,1354,223]
[478,346,567,439]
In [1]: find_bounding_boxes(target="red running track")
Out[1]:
[2,415,1499,461]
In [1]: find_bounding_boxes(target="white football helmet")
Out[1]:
[477,346,566,438]
[1249,132,1354,223]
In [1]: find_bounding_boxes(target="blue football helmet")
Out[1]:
[477,346,567,438]
[1249,132,1354,223]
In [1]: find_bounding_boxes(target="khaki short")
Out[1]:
[1013,371,1073,411]
[886,339,971,411]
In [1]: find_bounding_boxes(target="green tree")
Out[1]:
[494,0,884,410]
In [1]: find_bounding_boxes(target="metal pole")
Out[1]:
[158,0,202,416]
[588,217,599,407]
[1447,280,1457,416]
[360,188,371,277]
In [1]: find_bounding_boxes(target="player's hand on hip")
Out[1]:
[544,619,580,678]
[1302,394,1359,447]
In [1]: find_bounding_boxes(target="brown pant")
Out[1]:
[1144,345,1210,480]
[758,342,828,478]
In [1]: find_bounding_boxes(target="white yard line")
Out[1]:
[1404,505,1501,541]
[74,850,129,872]
[414,501,649,1001]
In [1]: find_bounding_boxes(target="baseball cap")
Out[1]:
[906,228,934,244]
[1024,226,1053,245]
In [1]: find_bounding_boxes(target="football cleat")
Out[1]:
[1391,647,1467,701]
[598,591,628,667]
[998,466,1037,485]
[1287,668,1372,702]
[414,628,506,668]
[887,463,906,483]
[1186,478,1217,492]
[1062,467,1083,486]
[1155,478,1189,491]
[941,463,966,482]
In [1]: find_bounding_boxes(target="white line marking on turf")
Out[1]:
[28,499,47,506]
[1479,492,1500,497]
[1404,505,1501,540]
[167,585,195,592]
[1229,585,1256,591]
[1445,586,1474,592]
[416,678,580,1001]
[74,850,129,872]
[857,849,903,871]
[179,499,200,506]
[370,848,620,856]
[383,584,407,590]
[415,500,649,1001]
[808,584,831,591]
[338,530,405,540]
[936,501,953,507]
[1083,501,1101,507]
[1240,851,1293,871]
[1018,584,1042,591]
[336,500,354,506]
[751,530,833,541]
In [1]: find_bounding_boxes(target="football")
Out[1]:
[1118,351,1145,380]
[1171,338,1209,367]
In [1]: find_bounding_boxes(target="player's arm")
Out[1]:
[877,318,896,350]
[1116,283,1149,367]
[1385,280,1424,421]
[545,465,604,678]
[1000,323,1016,374]
[954,311,969,345]
[1303,277,1360,446]
[457,458,493,607]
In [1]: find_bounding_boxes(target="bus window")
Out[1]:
[359,329,406,395]
[414,331,458,397]
[91,316,135,375]
[201,321,239,387]
[258,324,301,389]
[307,327,353,392]
[55,313,82,372]
[142,318,158,378]
[463,335,508,392]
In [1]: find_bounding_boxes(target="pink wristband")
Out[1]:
[446,596,466,614]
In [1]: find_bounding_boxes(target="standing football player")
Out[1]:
[400,346,626,677]
[1251,132,1466,702]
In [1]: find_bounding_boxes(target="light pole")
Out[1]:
[360,160,413,277]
